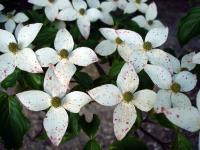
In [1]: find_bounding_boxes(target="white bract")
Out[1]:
[86,0,115,25]
[124,0,148,14]
[88,63,156,140]
[144,64,197,113]
[57,0,101,39]
[17,66,92,146]
[193,52,200,64]
[0,10,29,33]
[132,2,164,30]
[0,23,43,82]
[0,4,4,11]
[28,0,72,22]
[36,28,98,87]
[107,0,128,11]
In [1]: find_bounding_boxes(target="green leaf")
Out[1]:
[80,114,100,139]
[0,95,30,149]
[171,132,193,150]
[23,73,44,90]
[84,139,101,150]
[79,40,98,49]
[177,7,200,45]
[74,72,93,90]
[108,59,125,78]
[109,137,148,150]
[138,70,154,90]
[1,68,21,89]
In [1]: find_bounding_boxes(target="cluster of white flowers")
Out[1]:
[0,0,200,148]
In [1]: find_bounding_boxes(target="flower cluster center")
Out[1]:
[6,12,13,18]
[148,20,154,25]
[48,0,55,3]
[8,42,19,54]
[123,91,134,102]
[135,0,141,4]
[143,41,152,51]
[115,37,123,45]
[170,82,181,93]
[59,49,69,59]
[51,97,61,108]
[79,8,85,15]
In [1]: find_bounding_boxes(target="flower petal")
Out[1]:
[54,28,74,52]
[88,84,122,106]
[131,15,147,28]
[15,23,24,38]
[13,12,29,23]
[154,90,171,113]
[16,48,43,73]
[86,0,100,8]
[57,8,77,21]
[100,12,114,25]
[168,54,181,73]
[17,90,51,111]
[124,2,137,14]
[5,19,16,33]
[95,40,116,56]
[69,47,98,66]
[36,47,59,67]
[171,92,191,108]
[193,52,200,64]
[163,107,200,132]
[99,28,117,41]
[113,102,136,140]
[77,16,90,39]
[132,89,157,112]
[145,2,157,21]
[0,53,16,82]
[0,13,8,23]
[87,8,101,22]
[44,66,67,97]
[62,91,92,113]
[138,3,148,13]
[145,27,168,48]
[44,107,68,146]
[173,71,197,92]
[54,0,72,9]
[72,0,87,11]
[45,5,58,22]
[117,43,133,61]
[197,90,200,111]
[181,52,196,71]
[128,50,148,73]
[28,0,48,6]
[144,64,172,89]
[17,23,43,48]
[117,63,139,93]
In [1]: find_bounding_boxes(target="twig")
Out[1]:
[94,63,106,75]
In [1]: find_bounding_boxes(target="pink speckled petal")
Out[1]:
[0,53,16,82]
[163,107,200,132]
[54,28,74,52]
[44,107,68,146]
[77,16,90,39]
[113,102,136,140]
[17,90,51,111]
[117,63,139,93]
[181,52,196,71]
[44,66,67,97]
[62,91,92,113]
[99,28,117,41]
[171,92,191,108]
[173,71,197,92]
[95,40,117,56]
[88,84,122,106]
[16,48,43,73]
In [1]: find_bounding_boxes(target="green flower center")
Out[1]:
[135,0,141,4]
[51,97,61,108]
[48,0,55,3]
[123,92,134,103]
[143,41,152,51]
[181,68,189,71]
[148,20,154,25]
[8,42,19,54]
[59,49,69,59]
[6,12,13,19]
[115,37,123,45]
[98,7,102,11]
[79,8,85,15]
[170,82,181,93]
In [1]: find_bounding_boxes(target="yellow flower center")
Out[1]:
[79,8,85,15]
[48,0,55,3]
[6,12,13,19]
[143,41,152,51]
[115,37,123,45]
[135,0,141,4]
[170,82,181,93]
[8,42,19,54]
[59,49,69,59]
[51,97,61,108]
[123,92,134,103]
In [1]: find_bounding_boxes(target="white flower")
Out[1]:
[132,2,164,30]
[57,0,101,39]
[144,64,197,113]
[0,10,29,33]
[168,52,196,73]
[17,66,92,146]
[124,0,148,14]
[193,51,200,64]
[107,0,128,11]
[0,23,43,82]
[28,0,72,22]
[36,28,98,87]
[86,0,115,25]
[88,63,156,140]
[0,4,4,11]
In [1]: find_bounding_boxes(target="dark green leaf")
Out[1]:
[80,114,100,139]
[177,7,200,45]
[138,70,154,90]
[79,40,98,49]
[0,95,30,149]
[109,137,148,150]
[23,73,44,90]
[74,72,93,90]
[84,139,101,150]
[108,59,124,78]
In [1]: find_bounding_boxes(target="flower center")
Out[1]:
[8,42,19,54]
[181,68,189,71]
[51,97,61,108]
[143,41,152,51]
[59,49,69,59]
[170,82,181,93]
[115,37,123,45]
[123,92,134,103]
[135,0,141,4]
[6,12,13,19]
[148,20,154,25]
[98,7,102,11]
[79,8,85,15]
[48,0,55,3]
